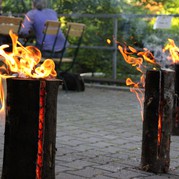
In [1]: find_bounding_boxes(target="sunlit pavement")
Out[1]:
[1,85,179,178]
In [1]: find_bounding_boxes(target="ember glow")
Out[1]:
[0,30,57,117]
[36,81,46,179]
[158,114,162,148]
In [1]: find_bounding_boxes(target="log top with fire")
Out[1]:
[0,30,58,116]
[0,30,57,79]
[0,31,60,179]
[113,38,179,116]
[113,37,179,173]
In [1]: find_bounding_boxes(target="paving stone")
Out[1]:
[77,149,109,158]
[60,159,96,170]
[138,175,179,179]
[66,166,114,178]
[60,139,86,147]
[92,175,116,179]
[86,155,119,165]
[95,145,122,153]
[1,86,179,178]
[87,141,114,148]
[55,165,76,173]
[108,138,131,145]
[94,162,128,172]
[72,144,96,152]
[56,145,78,155]
[55,172,85,179]
[57,153,86,162]
[79,136,105,143]
[104,168,150,179]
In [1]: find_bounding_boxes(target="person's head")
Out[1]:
[32,0,46,10]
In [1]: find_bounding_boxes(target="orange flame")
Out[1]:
[163,39,179,64]
[126,77,145,120]
[4,31,57,78]
[0,31,57,178]
[118,39,179,148]
[0,76,7,119]
[118,44,159,120]
[0,30,57,119]
[158,113,162,147]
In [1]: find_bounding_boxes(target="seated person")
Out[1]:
[20,0,67,58]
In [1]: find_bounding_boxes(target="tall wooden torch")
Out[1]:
[141,69,174,173]
[2,78,61,179]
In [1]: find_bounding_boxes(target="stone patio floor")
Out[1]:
[0,85,179,179]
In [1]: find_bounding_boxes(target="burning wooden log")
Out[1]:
[141,69,174,173]
[1,78,61,179]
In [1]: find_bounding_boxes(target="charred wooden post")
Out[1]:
[172,64,179,135]
[141,69,175,173]
[1,78,61,179]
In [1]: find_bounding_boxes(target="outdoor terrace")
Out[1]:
[1,85,179,178]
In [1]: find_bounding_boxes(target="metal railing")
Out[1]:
[58,13,179,79]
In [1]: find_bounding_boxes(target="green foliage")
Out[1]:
[1,0,179,79]
[55,0,121,14]
[2,0,31,13]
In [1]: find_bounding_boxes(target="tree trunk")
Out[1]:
[141,69,174,173]
[1,78,61,179]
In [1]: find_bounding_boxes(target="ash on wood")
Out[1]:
[172,64,179,135]
[1,78,61,179]
[141,69,174,173]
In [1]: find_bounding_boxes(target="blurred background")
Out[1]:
[1,0,179,84]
